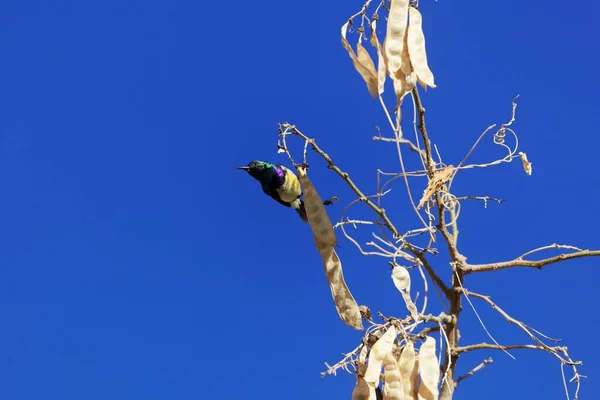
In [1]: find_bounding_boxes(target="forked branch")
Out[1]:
[278,122,452,299]
[458,288,581,367]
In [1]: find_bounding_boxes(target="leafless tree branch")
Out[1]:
[456,343,568,354]
[372,134,425,156]
[453,195,505,204]
[464,244,600,274]
[412,87,466,400]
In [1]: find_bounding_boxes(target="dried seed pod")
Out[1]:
[364,326,397,386]
[418,337,440,400]
[398,342,418,400]
[357,40,377,80]
[358,345,369,376]
[314,236,363,330]
[392,72,409,101]
[385,0,410,112]
[384,0,410,77]
[405,71,417,92]
[370,20,379,48]
[352,376,377,400]
[371,21,387,95]
[518,152,532,175]
[417,166,454,210]
[401,29,412,75]
[377,39,387,95]
[383,352,404,400]
[297,166,337,247]
[391,265,418,318]
[341,21,378,98]
[392,265,411,292]
[407,7,436,89]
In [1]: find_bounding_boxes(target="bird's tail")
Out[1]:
[294,199,308,223]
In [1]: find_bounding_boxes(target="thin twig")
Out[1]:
[457,288,578,366]
[452,195,505,204]
[519,243,583,259]
[456,343,567,354]
[454,271,514,359]
[417,263,428,315]
[321,343,363,377]
[464,248,600,274]
[373,135,425,156]
[456,358,493,385]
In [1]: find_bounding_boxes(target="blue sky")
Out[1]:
[0,0,599,399]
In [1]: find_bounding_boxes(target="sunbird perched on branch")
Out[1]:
[236,160,308,222]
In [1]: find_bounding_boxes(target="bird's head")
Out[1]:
[235,160,276,180]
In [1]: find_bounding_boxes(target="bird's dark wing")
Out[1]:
[261,182,291,208]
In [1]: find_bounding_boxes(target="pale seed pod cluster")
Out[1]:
[297,166,363,331]
[341,1,436,122]
[354,332,441,400]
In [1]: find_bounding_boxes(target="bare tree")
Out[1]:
[273,1,599,399]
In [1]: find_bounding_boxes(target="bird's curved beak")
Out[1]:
[234,166,250,171]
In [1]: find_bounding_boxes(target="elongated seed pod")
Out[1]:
[391,265,418,319]
[357,41,377,80]
[385,0,410,111]
[341,21,378,98]
[371,20,387,95]
[364,326,397,386]
[297,166,337,247]
[384,0,410,77]
[377,38,387,95]
[418,337,440,400]
[314,236,363,330]
[401,28,412,75]
[407,7,436,89]
[358,345,369,376]
[392,265,411,293]
[398,342,418,400]
[383,352,405,400]
[352,376,377,400]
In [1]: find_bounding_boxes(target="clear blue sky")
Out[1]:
[0,1,598,399]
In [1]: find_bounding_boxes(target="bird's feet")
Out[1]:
[295,162,310,171]
[323,196,339,206]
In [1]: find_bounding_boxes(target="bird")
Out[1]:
[235,160,308,222]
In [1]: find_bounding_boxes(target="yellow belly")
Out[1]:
[277,169,302,202]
